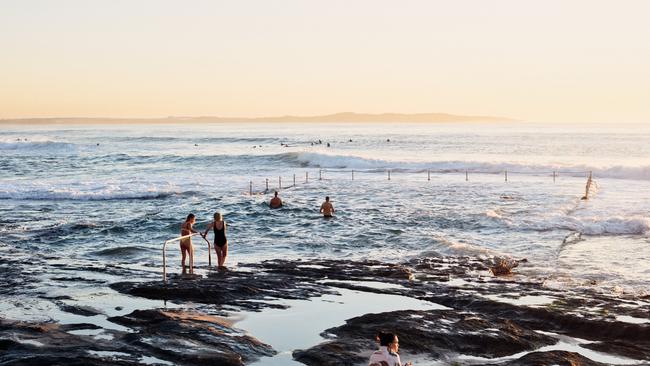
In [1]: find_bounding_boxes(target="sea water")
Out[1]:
[1,121,649,318]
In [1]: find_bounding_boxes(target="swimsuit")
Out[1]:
[180,225,192,247]
[213,222,227,247]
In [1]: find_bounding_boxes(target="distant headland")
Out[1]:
[0,112,517,124]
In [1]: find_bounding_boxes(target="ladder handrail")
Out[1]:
[162,233,212,282]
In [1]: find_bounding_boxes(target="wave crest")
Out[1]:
[501,213,650,236]
[0,183,181,201]
[0,140,78,154]
[274,152,650,180]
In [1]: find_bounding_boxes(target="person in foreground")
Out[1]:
[369,332,412,366]
[269,191,282,209]
[320,196,334,218]
[180,213,199,274]
[202,212,229,269]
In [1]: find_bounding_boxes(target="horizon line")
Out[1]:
[0,111,519,124]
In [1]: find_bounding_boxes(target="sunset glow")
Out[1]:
[1,0,649,122]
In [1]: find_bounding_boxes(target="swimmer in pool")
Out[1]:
[320,196,334,218]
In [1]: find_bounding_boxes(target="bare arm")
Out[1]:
[202,222,213,237]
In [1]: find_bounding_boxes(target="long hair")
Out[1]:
[378,332,396,347]
[214,212,222,221]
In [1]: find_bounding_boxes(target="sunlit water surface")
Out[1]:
[1,122,649,325]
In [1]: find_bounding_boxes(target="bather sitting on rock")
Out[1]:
[369,332,412,366]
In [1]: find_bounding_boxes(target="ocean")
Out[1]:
[1,121,649,323]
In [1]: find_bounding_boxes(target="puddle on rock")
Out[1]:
[235,287,447,366]
[320,279,408,291]
[615,315,650,324]
[483,293,555,307]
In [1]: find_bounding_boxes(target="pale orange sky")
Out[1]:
[1,0,649,122]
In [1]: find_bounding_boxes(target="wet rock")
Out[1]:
[108,309,275,365]
[6,256,649,365]
[247,258,414,281]
[420,292,650,347]
[293,309,556,365]
[293,341,368,366]
[111,269,336,312]
[0,318,125,365]
[57,303,103,317]
[496,350,608,365]
[582,341,650,361]
[110,259,412,312]
[2,356,142,366]
[1,308,275,366]
[50,276,107,284]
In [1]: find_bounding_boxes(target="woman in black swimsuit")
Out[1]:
[202,212,228,269]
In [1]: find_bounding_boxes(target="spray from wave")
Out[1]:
[493,211,650,236]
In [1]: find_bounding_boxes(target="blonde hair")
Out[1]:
[214,212,222,221]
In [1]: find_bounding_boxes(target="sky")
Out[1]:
[1,0,649,122]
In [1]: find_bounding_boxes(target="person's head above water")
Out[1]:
[325,196,330,202]
[274,191,279,197]
[186,213,195,222]
[214,212,222,221]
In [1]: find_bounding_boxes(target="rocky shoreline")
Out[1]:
[1,255,649,365]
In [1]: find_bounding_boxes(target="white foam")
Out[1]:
[0,138,78,154]
[0,182,180,201]
[505,214,650,236]
[280,152,650,181]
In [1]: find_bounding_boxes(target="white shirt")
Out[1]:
[369,346,402,366]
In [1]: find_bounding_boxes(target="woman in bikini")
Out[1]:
[202,212,229,269]
[180,213,198,274]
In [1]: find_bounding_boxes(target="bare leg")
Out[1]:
[189,244,194,274]
[220,243,228,268]
[215,246,223,269]
[180,245,187,274]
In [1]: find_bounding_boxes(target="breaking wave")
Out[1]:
[0,140,79,154]
[0,182,181,201]
[273,152,650,180]
[498,213,650,236]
